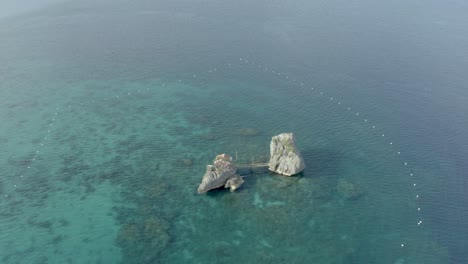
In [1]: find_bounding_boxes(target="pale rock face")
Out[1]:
[197,154,238,194]
[268,133,305,176]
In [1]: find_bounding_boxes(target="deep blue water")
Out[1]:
[1,0,467,263]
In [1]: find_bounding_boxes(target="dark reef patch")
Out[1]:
[51,234,66,245]
[116,216,171,264]
[59,218,70,227]
[27,218,54,233]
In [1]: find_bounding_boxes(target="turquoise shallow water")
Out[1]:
[0,62,449,263]
[1,1,468,263]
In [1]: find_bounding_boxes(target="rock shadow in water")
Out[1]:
[300,148,344,179]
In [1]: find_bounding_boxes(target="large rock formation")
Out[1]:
[197,154,243,194]
[268,132,305,176]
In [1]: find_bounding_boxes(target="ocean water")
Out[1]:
[1,0,467,263]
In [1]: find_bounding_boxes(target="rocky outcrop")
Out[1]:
[268,133,305,176]
[197,154,242,194]
[224,175,244,192]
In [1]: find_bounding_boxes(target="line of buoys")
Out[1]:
[3,105,61,199]
[236,57,424,250]
[4,57,424,254]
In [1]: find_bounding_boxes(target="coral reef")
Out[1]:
[144,182,169,199]
[336,179,365,200]
[143,217,170,244]
[116,217,171,263]
[116,224,140,247]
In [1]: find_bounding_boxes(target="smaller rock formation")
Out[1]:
[268,132,305,176]
[224,175,244,192]
[198,154,243,194]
